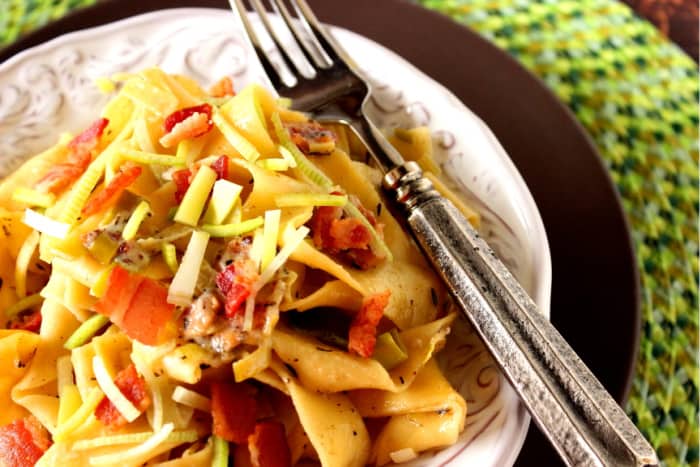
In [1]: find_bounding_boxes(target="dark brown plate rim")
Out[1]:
[0,1,641,465]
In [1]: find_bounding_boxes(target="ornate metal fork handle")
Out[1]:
[230,1,659,465]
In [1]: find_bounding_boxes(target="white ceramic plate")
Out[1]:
[0,8,551,466]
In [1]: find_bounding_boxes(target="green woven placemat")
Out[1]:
[2,0,698,466]
[418,1,698,465]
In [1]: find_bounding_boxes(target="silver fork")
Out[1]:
[229,1,659,466]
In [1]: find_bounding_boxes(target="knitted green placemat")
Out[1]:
[420,1,698,466]
[0,0,97,45]
[2,0,698,466]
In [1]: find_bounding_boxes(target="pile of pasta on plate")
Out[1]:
[0,67,476,467]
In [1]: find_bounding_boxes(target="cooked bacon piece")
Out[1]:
[120,277,174,345]
[68,118,110,160]
[160,103,213,148]
[216,259,258,318]
[211,155,229,180]
[209,77,236,98]
[211,382,258,444]
[308,201,384,269]
[94,266,175,345]
[8,309,42,333]
[172,168,192,203]
[0,416,52,467]
[348,290,391,358]
[248,421,291,467]
[328,218,371,250]
[309,205,343,251]
[35,118,109,194]
[35,164,85,194]
[82,165,142,217]
[284,121,336,154]
[95,364,151,428]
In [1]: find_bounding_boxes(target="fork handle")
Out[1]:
[382,162,658,467]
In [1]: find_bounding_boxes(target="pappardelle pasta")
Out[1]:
[0,68,478,467]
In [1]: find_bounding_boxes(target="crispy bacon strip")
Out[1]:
[309,205,343,251]
[248,421,291,467]
[8,309,42,333]
[82,165,142,217]
[95,364,151,428]
[308,199,382,269]
[211,382,258,443]
[211,155,229,180]
[348,290,391,358]
[35,164,84,195]
[35,118,109,194]
[0,417,51,467]
[94,266,175,345]
[216,259,258,318]
[172,168,192,203]
[160,103,213,148]
[209,77,236,98]
[68,118,110,166]
[328,218,371,250]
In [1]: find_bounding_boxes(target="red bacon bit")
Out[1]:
[172,168,192,203]
[348,290,391,358]
[68,118,109,165]
[328,218,371,250]
[209,77,236,98]
[309,206,343,250]
[82,165,142,217]
[95,364,151,429]
[308,198,383,269]
[216,260,258,318]
[35,164,84,194]
[0,416,52,467]
[94,266,175,345]
[35,118,109,194]
[211,155,229,180]
[9,309,42,333]
[160,104,213,148]
[211,382,258,443]
[164,104,213,133]
[248,422,291,467]
[284,121,336,155]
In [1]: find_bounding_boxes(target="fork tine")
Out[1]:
[290,0,348,66]
[228,0,286,89]
[250,0,310,80]
[271,0,331,69]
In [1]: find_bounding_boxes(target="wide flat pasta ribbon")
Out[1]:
[11,299,79,433]
[354,359,467,466]
[280,279,363,313]
[235,159,315,218]
[272,361,370,467]
[284,226,367,295]
[0,330,41,425]
[271,313,456,393]
[353,261,446,330]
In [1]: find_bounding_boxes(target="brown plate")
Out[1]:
[0,1,641,466]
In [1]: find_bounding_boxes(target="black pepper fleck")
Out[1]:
[430,288,438,306]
